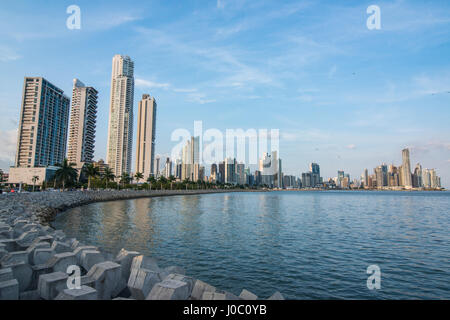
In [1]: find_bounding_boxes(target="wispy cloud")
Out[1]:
[135,78,170,89]
[186,92,216,104]
[0,46,21,62]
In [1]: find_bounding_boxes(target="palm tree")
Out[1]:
[32,176,39,192]
[134,172,144,184]
[120,172,131,188]
[159,176,167,190]
[147,176,156,190]
[168,175,176,190]
[54,159,78,190]
[102,167,115,189]
[83,163,100,190]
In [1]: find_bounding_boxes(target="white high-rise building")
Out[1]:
[135,94,157,179]
[67,79,98,169]
[106,54,134,178]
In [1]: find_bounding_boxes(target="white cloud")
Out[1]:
[0,46,21,62]
[186,93,216,104]
[346,144,357,150]
[135,78,170,89]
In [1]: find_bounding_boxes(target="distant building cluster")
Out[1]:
[359,148,442,190]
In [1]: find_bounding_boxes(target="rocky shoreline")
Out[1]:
[0,189,284,300]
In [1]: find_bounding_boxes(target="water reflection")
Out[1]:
[53,191,450,299]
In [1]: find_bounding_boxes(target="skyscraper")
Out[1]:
[67,79,98,169]
[15,77,70,168]
[106,54,134,178]
[401,148,412,187]
[181,136,200,181]
[135,94,157,179]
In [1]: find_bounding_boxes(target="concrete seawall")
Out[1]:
[0,189,283,300]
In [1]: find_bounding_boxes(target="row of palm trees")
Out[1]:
[43,158,226,191]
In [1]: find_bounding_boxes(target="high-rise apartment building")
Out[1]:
[106,54,134,178]
[135,94,157,179]
[401,148,412,187]
[67,79,98,169]
[181,136,200,181]
[14,77,70,168]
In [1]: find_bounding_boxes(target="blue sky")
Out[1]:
[0,0,449,186]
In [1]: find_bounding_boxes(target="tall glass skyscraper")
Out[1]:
[401,148,412,187]
[14,77,70,168]
[106,54,134,178]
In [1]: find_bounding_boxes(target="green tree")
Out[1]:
[102,167,115,189]
[168,175,176,190]
[147,176,156,190]
[83,163,100,190]
[135,172,144,184]
[120,172,131,188]
[54,159,78,190]
[32,175,39,192]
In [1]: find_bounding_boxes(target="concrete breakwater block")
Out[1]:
[38,272,68,300]
[146,279,191,300]
[46,252,77,273]
[0,268,14,282]
[73,246,97,264]
[190,279,216,300]
[55,285,97,300]
[146,274,195,300]
[2,261,32,292]
[51,241,72,254]
[26,242,51,265]
[202,290,240,300]
[130,255,160,273]
[16,230,40,248]
[128,268,164,300]
[33,248,54,266]
[0,251,29,265]
[239,289,258,300]
[80,250,105,272]
[115,248,140,281]
[85,261,122,300]
[267,291,285,300]
[0,279,19,300]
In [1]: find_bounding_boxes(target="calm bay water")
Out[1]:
[52,191,450,299]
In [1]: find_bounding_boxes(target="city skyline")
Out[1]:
[0,1,449,186]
